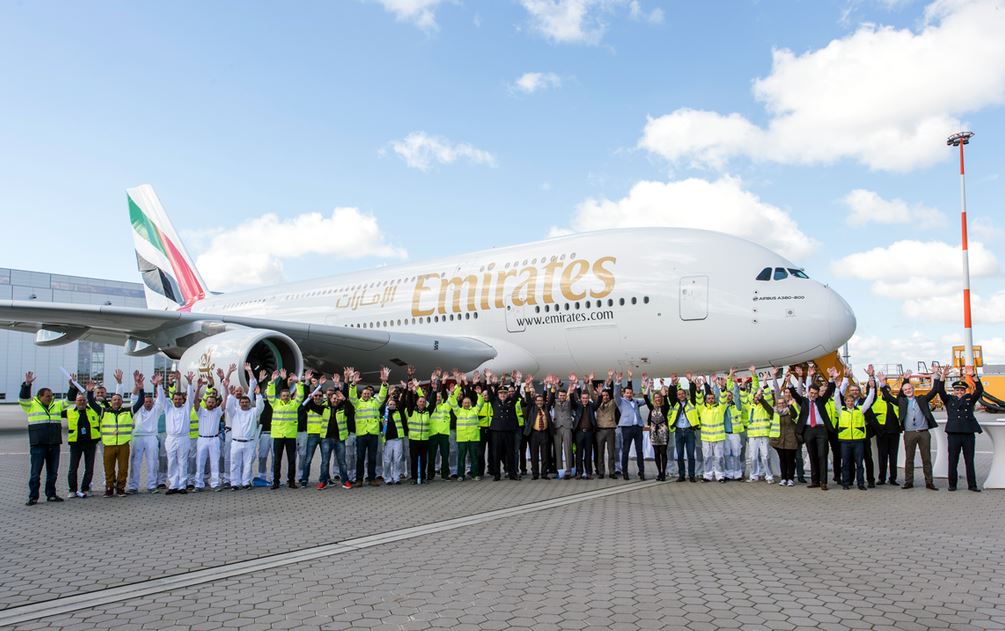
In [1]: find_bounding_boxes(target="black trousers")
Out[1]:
[68,441,97,493]
[828,433,842,482]
[795,444,806,481]
[574,429,594,476]
[478,427,491,476]
[519,432,529,474]
[947,432,978,490]
[775,447,796,480]
[29,444,60,501]
[802,426,830,485]
[529,430,551,476]
[355,434,378,482]
[272,437,297,484]
[491,430,517,479]
[409,439,428,481]
[426,434,450,479]
[875,433,900,483]
[863,438,875,484]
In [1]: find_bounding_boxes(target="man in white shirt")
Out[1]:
[164,372,195,495]
[227,364,264,490]
[193,380,228,492]
[126,372,165,494]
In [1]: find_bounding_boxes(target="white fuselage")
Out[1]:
[192,228,856,375]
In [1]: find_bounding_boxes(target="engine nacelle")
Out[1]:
[177,329,303,390]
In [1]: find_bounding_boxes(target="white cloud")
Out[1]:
[372,0,447,31]
[832,239,999,283]
[851,331,1005,372]
[871,278,958,300]
[511,72,563,94]
[389,132,497,171]
[903,289,1005,323]
[843,189,945,227]
[519,0,659,44]
[971,216,1003,240]
[551,176,817,261]
[195,208,407,290]
[639,0,1005,172]
[629,0,663,23]
[848,331,945,372]
[833,238,1004,324]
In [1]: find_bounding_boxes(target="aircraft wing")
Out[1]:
[0,300,498,375]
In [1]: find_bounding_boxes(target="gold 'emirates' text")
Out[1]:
[410,256,617,317]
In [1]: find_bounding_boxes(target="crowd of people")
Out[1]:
[18,360,986,505]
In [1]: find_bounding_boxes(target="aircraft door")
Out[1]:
[505,304,527,333]
[680,276,708,321]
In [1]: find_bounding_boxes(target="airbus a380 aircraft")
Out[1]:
[0,185,856,387]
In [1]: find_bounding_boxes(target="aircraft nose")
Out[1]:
[826,288,856,350]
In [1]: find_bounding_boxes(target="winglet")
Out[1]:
[127,185,209,311]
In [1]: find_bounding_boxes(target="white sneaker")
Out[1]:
[777,479,786,485]
[747,477,758,483]
[765,477,775,483]
[786,480,795,486]
[74,491,86,498]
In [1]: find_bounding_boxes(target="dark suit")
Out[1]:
[523,398,552,478]
[867,394,901,484]
[790,381,837,487]
[570,396,598,477]
[936,378,985,490]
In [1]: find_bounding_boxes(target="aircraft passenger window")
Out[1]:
[585,300,591,308]
[643,296,650,304]
[608,299,613,307]
[773,268,788,280]
[544,305,550,312]
[575,302,580,310]
[465,313,470,319]
[450,314,454,321]
[631,297,637,305]
[756,267,772,281]
[473,312,478,319]
[619,298,625,306]
[788,268,809,279]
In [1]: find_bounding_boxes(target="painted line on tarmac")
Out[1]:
[0,479,659,626]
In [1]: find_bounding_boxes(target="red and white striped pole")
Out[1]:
[948,131,975,368]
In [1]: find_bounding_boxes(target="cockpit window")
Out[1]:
[773,267,789,280]
[788,268,809,279]
[756,267,772,281]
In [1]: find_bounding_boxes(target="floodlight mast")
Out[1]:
[947,131,975,369]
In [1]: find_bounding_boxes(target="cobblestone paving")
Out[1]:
[3,405,1004,630]
[12,477,1005,631]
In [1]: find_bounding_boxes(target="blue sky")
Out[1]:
[1,0,1003,369]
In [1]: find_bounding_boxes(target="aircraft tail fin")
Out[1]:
[127,184,209,311]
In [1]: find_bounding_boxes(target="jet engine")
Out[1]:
[176,329,303,389]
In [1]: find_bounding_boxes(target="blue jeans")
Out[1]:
[840,440,865,487]
[319,438,347,484]
[356,434,378,482]
[675,427,696,477]
[301,434,321,484]
[29,444,60,501]
[620,426,644,476]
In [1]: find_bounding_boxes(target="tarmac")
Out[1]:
[1,404,1004,631]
